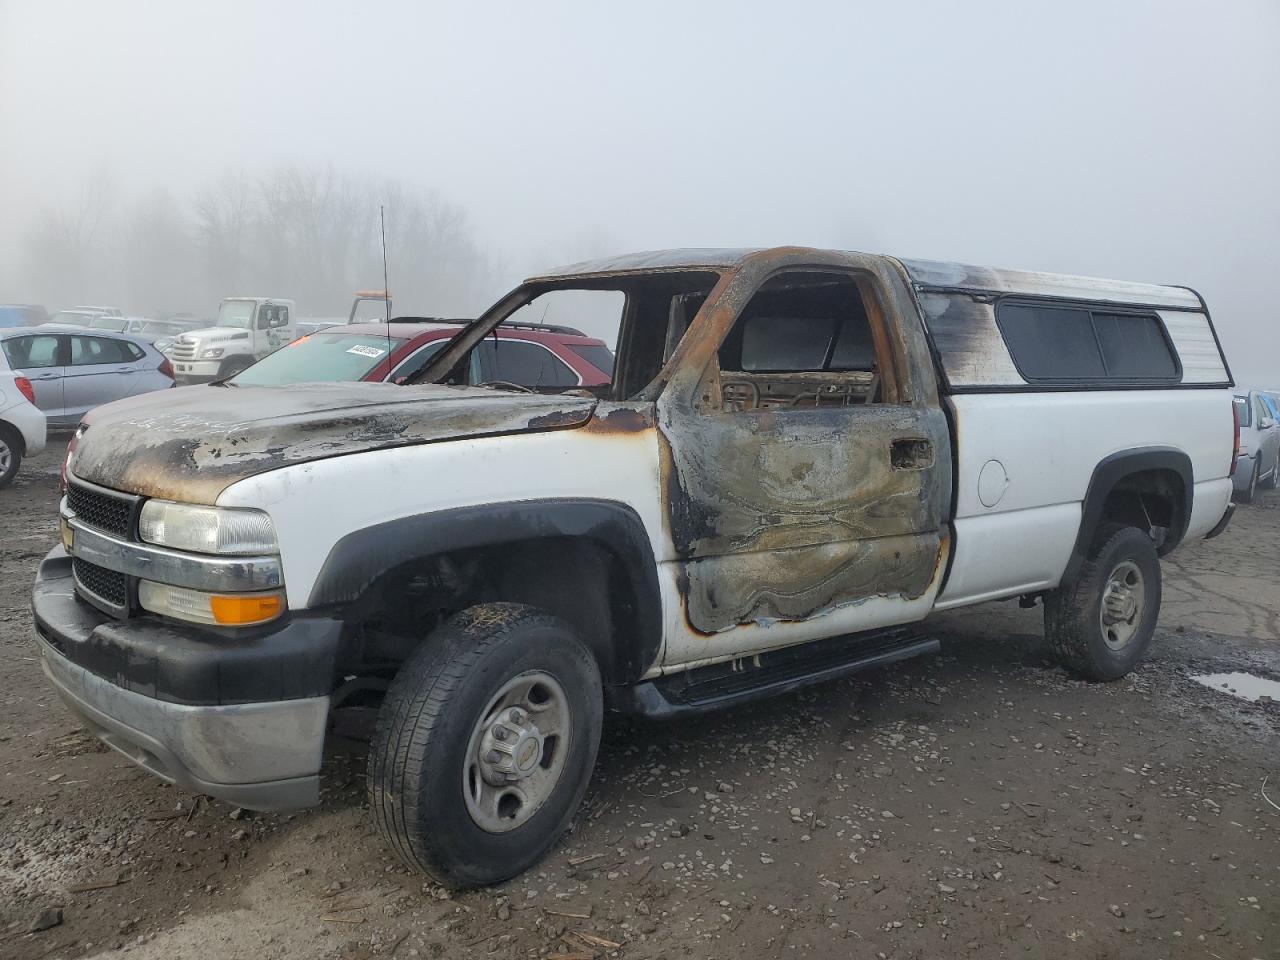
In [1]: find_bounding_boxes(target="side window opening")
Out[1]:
[711,272,890,411]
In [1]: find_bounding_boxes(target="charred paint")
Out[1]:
[70,382,597,503]
[682,532,942,631]
[652,247,954,635]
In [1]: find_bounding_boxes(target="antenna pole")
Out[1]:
[380,205,392,370]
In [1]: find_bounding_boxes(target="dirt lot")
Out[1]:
[2,461,1277,960]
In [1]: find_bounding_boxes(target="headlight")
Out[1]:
[200,347,225,359]
[138,500,277,555]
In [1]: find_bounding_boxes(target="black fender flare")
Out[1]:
[1062,447,1193,584]
[308,498,663,683]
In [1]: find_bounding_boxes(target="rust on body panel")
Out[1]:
[581,404,655,435]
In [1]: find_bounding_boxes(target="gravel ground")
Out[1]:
[1,462,1277,959]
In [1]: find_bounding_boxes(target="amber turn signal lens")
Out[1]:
[209,593,284,626]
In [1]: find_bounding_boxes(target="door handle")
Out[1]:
[891,438,934,470]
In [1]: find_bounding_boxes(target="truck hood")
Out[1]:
[70,382,597,503]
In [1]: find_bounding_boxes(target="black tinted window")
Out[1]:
[740,316,837,372]
[3,334,60,369]
[477,340,578,387]
[391,340,448,381]
[70,336,136,365]
[829,317,877,370]
[1092,313,1177,379]
[567,344,615,378]
[997,304,1105,380]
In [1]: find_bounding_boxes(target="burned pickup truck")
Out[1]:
[34,248,1236,886]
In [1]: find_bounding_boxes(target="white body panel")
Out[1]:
[215,411,669,647]
[216,406,945,677]
[0,375,48,455]
[937,389,1234,609]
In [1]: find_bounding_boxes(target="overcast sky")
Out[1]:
[2,0,1277,385]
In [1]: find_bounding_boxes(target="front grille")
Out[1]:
[67,481,135,538]
[73,558,130,612]
[170,340,197,361]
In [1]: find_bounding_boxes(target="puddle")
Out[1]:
[1190,672,1280,703]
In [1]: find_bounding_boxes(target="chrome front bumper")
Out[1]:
[38,632,328,810]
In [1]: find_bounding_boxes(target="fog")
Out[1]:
[2,0,1277,384]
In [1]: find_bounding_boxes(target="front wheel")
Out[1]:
[368,603,603,887]
[1044,524,1161,681]
[0,425,22,488]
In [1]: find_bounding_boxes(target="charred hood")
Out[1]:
[69,382,597,503]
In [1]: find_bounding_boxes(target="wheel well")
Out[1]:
[337,537,649,686]
[1097,468,1185,554]
[0,420,24,457]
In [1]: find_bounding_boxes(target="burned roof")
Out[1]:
[528,246,1203,312]
[529,248,756,279]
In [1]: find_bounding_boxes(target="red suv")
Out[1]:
[230,319,614,389]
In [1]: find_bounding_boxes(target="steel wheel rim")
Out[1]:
[462,671,571,833]
[1100,559,1145,650]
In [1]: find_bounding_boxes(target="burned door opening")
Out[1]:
[658,263,952,655]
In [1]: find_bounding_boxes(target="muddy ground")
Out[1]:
[1,460,1277,960]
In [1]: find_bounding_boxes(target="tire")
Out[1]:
[368,602,603,888]
[1238,459,1259,504]
[0,425,22,488]
[1043,524,1161,681]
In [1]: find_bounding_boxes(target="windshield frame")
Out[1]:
[409,271,728,400]
[217,299,257,330]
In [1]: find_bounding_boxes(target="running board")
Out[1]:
[612,628,939,719]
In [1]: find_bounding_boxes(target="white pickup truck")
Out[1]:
[34,248,1236,887]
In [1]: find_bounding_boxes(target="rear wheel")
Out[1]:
[368,603,603,887]
[0,425,22,488]
[1044,524,1161,681]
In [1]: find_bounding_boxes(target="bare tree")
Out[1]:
[22,167,115,307]
[193,171,257,304]
[19,163,500,320]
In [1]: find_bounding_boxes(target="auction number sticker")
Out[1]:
[347,345,387,358]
